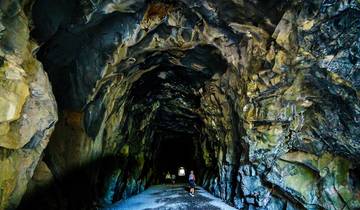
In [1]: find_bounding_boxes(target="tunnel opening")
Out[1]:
[18,0,236,201]
[17,0,234,207]
[31,42,227,208]
[124,60,223,187]
[152,131,198,184]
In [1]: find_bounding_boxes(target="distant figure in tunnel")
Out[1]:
[171,174,176,184]
[165,171,171,184]
[189,170,196,197]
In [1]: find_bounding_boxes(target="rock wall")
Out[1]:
[198,1,360,209]
[0,0,58,209]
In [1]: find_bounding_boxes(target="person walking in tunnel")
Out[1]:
[188,170,196,197]
[165,171,171,184]
[171,173,176,184]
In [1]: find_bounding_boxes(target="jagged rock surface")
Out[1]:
[0,1,58,209]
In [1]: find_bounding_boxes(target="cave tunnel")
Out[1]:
[1,0,360,210]
[152,131,198,182]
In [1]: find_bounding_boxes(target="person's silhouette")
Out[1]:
[188,170,196,196]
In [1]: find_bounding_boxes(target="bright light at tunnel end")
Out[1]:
[178,167,185,176]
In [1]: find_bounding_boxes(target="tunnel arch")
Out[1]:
[93,44,230,187]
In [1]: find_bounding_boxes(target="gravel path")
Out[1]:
[102,184,237,210]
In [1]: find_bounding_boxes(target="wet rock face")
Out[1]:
[1,0,359,209]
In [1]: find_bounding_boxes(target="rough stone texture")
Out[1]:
[0,1,58,209]
[7,0,360,209]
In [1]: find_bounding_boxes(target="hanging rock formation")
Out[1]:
[0,0,360,210]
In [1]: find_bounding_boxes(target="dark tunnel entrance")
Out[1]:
[17,41,229,208]
[152,131,199,184]
[26,44,227,208]
[125,60,223,186]
[23,1,230,204]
